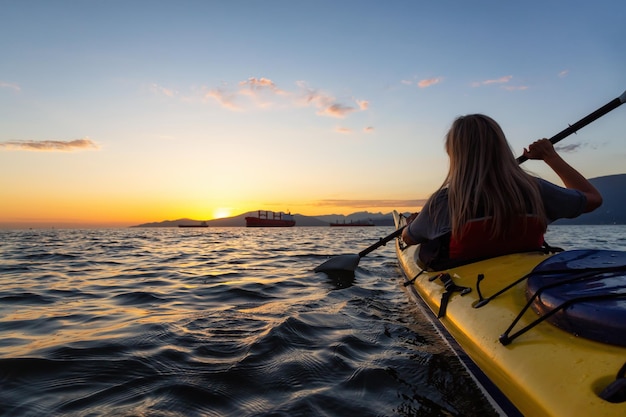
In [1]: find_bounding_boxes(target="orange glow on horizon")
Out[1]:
[0,189,424,228]
[212,208,233,219]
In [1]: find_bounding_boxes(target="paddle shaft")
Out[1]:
[517,90,626,164]
[358,227,404,258]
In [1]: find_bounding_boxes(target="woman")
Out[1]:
[402,114,602,269]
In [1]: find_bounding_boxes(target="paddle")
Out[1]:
[314,227,404,273]
[315,89,626,274]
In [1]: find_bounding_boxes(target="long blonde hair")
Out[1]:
[436,114,546,239]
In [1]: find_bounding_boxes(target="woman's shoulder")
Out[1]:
[423,187,450,215]
[534,177,586,221]
[535,177,581,197]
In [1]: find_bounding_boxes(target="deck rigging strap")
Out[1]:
[474,273,528,308]
[474,262,626,308]
[435,273,472,318]
[500,292,626,346]
[403,269,425,287]
[499,269,626,345]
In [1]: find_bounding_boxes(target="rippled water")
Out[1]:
[1,225,624,416]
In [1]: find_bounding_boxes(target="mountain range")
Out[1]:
[133,210,395,228]
[133,174,626,227]
[555,173,626,225]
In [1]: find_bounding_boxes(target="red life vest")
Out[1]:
[448,216,545,261]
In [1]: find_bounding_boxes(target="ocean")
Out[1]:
[1,225,625,417]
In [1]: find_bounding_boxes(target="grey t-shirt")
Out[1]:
[405,178,587,244]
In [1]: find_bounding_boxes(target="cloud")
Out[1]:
[363,126,374,133]
[558,70,570,78]
[0,82,20,92]
[240,77,275,88]
[204,88,242,111]
[157,77,370,124]
[471,75,529,91]
[314,199,429,208]
[296,82,365,119]
[472,75,513,87]
[239,77,285,94]
[502,85,529,91]
[555,143,583,153]
[203,78,293,111]
[319,103,357,118]
[483,75,513,85]
[151,83,177,97]
[0,138,99,152]
[335,127,352,134]
[238,77,289,108]
[298,85,334,108]
[418,77,443,88]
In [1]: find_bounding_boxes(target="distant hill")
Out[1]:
[133,218,206,228]
[555,174,626,225]
[132,174,626,227]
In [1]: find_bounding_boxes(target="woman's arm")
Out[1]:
[523,138,602,212]
[401,213,420,245]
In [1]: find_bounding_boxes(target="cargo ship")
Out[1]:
[245,211,295,227]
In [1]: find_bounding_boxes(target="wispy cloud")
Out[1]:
[0,138,99,152]
[472,75,513,87]
[363,126,374,133]
[418,77,443,88]
[401,76,444,88]
[150,83,177,97]
[483,75,513,85]
[356,100,369,110]
[471,75,528,90]
[238,77,287,95]
[502,85,529,91]
[555,143,583,153]
[0,81,21,92]
[297,81,366,119]
[204,88,242,111]
[318,103,357,118]
[237,77,290,108]
[335,127,352,134]
[155,77,369,123]
[558,70,569,78]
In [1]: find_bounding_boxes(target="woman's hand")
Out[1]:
[406,212,420,224]
[523,138,558,161]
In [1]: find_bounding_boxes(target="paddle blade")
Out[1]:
[314,254,361,273]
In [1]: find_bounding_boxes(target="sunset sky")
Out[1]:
[1,1,624,227]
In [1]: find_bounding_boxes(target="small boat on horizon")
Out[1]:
[245,211,295,227]
[330,218,375,227]
[178,221,209,228]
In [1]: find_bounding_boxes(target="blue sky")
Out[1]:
[0,1,624,226]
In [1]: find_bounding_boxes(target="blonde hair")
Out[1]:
[436,114,546,239]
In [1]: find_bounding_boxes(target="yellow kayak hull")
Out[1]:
[394,211,626,417]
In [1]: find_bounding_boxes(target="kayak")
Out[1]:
[393,210,626,417]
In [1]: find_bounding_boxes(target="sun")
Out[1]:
[213,208,232,219]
